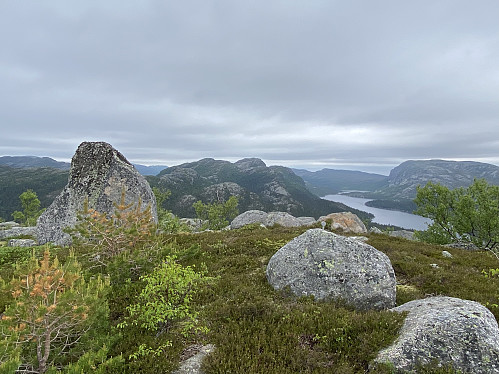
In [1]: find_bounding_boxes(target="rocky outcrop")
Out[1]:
[173,344,215,374]
[36,142,157,246]
[445,241,480,251]
[375,297,499,373]
[264,212,302,228]
[266,229,396,310]
[318,212,367,234]
[230,210,306,229]
[0,226,37,239]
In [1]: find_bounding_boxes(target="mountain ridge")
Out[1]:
[148,157,371,220]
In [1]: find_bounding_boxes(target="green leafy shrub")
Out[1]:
[193,196,239,230]
[12,189,44,226]
[118,256,209,359]
[414,179,499,250]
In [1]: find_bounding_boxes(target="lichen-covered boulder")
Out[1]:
[297,217,317,226]
[375,297,499,373]
[264,212,302,228]
[37,142,157,245]
[230,210,269,229]
[389,230,415,240]
[318,212,367,234]
[266,228,396,310]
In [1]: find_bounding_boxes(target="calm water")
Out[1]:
[323,194,431,231]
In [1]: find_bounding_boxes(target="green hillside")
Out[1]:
[0,165,68,221]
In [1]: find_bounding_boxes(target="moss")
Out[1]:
[0,226,496,373]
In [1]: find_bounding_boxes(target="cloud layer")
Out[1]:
[1,1,498,174]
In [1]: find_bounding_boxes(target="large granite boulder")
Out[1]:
[318,212,367,234]
[375,297,499,373]
[37,142,157,245]
[266,228,396,310]
[230,210,268,229]
[264,212,302,228]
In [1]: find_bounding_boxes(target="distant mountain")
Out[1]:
[378,160,499,199]
[293,168,387,196]
[294,160,499,213]
[0,155,167,176]
[132,164,168,176]
[0,165,69,221]
[0,156,70,170]
[147,158,372,220]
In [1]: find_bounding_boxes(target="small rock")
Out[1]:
[430,263,439,269]
[442,250,453,258]
[0,226,37,239]
[445,241,480,251]
[0,221,20,229]
[8,239,37,247]
[389,230,415,240]
[369,227,383,234]
[173,344,215,374]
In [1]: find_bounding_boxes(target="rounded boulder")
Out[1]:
[266,228,396,310]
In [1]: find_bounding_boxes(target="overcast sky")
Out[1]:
[1,1,497,175]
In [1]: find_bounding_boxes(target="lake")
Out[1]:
[323,194,431,231]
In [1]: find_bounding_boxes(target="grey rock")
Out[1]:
[265,211,302,228]
[179,218,205,232]
[0,221,20,229]
[173,344,215,374]
[369,227,383,234]
[297,217,317,226]
[230,210,268,229]
[389,230,415,240]
[318,212,367,234]
[430,263,440,269]
[0,226,37,239]
[375,297,499,373]
[8,239,37,247]
[36,142,157,246]
[266,229,396,310]
[442,250,453,258]
[445,241,480,251]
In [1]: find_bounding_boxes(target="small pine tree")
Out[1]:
[0,250,110,373]
[67,190,157,264]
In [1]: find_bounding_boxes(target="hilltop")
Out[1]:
[147,158,370,219]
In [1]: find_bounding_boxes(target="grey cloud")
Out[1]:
[0,0,498,174]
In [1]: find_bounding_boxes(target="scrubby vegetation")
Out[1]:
[2,197,499,372]
[414,179,499,250]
